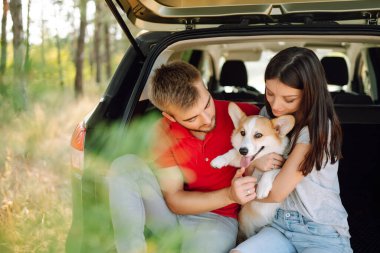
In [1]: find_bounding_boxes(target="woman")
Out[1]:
[232,47,352,253]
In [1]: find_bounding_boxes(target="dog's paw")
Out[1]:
[256,170,280,199]
[256,175,273,199]
[210,156,229,169]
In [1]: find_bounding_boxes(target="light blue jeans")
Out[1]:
[107,154,238,253]
[232,208,352,253]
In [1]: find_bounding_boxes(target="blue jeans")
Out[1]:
[232,208,352,253]
[107,154,238,253]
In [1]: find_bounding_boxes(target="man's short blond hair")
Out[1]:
[148,61,202,112]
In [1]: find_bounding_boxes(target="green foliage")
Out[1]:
[0,77,103,252]
[0,14,133,244]
[102,113,160,158]
[0,10,139,252]
[1,35,129,103]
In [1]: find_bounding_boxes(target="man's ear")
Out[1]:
[271,115,295,137]
[228,102,246,129]
[162,111,176,122]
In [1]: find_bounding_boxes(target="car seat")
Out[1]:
[321,56,373,104]
[213,60,263,102]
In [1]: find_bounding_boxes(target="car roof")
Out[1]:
[111,0,380,30]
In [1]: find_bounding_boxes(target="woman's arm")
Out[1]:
[247,152,286,176]
[256,143,310,203]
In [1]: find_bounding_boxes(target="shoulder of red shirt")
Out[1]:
[213,99,260,116]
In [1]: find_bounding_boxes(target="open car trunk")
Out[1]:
[65,1,380,253]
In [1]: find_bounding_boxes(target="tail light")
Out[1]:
[71,122,86,174]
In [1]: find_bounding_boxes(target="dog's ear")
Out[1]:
[271,115,295,137]
[228,102,246,129]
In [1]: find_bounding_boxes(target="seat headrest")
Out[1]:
[321,56,349,86]
[220,60,248,87]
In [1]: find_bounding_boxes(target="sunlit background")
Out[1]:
[0,0,125,44]
[0,0,139,252]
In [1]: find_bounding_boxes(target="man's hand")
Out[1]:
[228,167,257,205]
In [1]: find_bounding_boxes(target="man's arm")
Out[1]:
[156,166,257,215]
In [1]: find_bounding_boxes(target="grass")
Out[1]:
[0,82,103,253]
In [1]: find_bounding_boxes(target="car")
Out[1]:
[66,1,380,252]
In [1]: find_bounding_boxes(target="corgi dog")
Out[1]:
[211,102,295,238]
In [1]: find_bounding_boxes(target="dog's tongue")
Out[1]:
[240,156,253,168]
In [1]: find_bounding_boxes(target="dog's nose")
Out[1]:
[239,147,248,156]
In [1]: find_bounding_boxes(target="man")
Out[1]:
[107,61,259,253]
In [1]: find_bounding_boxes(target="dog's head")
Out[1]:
[228,102,295,168]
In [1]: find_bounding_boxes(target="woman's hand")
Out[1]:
[249,153,285,173]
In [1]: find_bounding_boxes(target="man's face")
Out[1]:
[166,80,216,133]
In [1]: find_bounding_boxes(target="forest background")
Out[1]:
[0,0,139,252]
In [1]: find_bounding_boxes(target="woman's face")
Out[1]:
[265,78,303,117]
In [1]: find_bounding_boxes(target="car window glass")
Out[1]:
[245,51,276,94]
[199,52,214,87]
[360,52,374,99]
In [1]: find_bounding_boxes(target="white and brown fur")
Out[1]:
[211,102,295,238]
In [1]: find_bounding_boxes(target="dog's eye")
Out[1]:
[240,130,245,136]
[254,133,263,138]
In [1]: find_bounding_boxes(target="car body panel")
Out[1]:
[115,0,380,30]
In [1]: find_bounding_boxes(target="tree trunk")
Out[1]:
[69,4,76,64]
[0,0,8,75]
[94,0,102,84]
[56,34,64,86]
[40,7,46,79]
[74,0,87,97]
[54,1,64,87]
[9,0,27,110]
[24,0,31,72]
[104,21,111,80]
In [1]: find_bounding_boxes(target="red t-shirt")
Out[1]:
[154,100,260,218]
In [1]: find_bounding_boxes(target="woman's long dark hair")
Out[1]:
[265,47,342,176]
